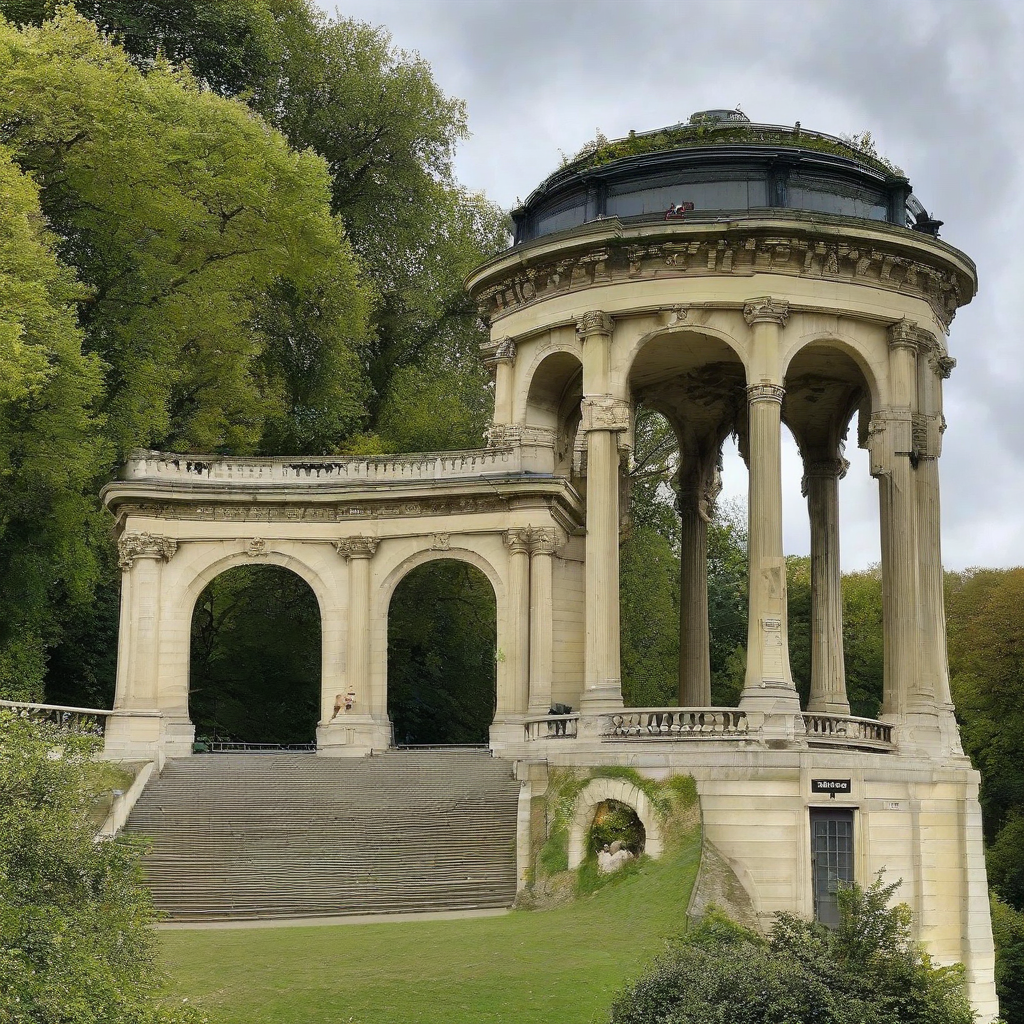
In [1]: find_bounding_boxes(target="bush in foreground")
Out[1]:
[0,710,202,1023]
[611,875,973,1024]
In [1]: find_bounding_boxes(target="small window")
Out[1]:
[810,807,854,927]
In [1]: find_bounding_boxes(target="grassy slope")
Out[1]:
[159,828,700,1024]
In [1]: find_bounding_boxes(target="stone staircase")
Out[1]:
[123,749,521,921]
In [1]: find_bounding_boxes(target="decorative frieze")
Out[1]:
[117,532,178,571]
[742,296,790,327]
[334,537,379,560]
[471,229,967,331]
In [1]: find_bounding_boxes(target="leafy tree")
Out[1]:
[0,142,107,699]
[611,875,973,1024]
[840,567,884,719]
[189,565,321,746]
[387,560,496,745]
[0,10,372,456]
[992,893,1024,1024]
[707,500,748,706]
[0,710,203,1022]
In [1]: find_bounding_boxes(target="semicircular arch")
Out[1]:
[781,330,886,412]
[378,544,505,616]
[567,777,665,870]
[622,323,750,394]
[517,340,585,425]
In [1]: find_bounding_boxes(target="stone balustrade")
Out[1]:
[524,714,579,740]
[602,707,750,740]
[802,712,894,751]
[119,446,535,487]
[0,699,112,736]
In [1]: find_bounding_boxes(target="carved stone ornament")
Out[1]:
[887,318,919,351]
[334,536,379,560]
[936,355,956,379]
[504,525,562,556]
[430,533,451,551]
[504,527,533,555]
[580,396,631,433]
[493,337,517,365]
[665,304,689,327]
[742,296,790,327]
[575,310,614,340]
[485,422,557,448]
[117,531,178,571]
[246,537,268,557]
[745,383,786,405]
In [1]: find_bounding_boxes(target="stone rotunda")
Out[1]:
[96,113,998,1017]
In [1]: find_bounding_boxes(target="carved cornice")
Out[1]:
[334,536,379,560]
[470,225,970,331]
[575,310,614,340]
[117,531,178,571]
[746,383,786,405]
[743,296,790,327]
[580,396,631,433]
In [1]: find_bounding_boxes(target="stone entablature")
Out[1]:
[468,214,975,331]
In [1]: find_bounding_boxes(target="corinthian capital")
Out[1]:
[575,310,614,340]
[335,536,379,560]
[887,318,919,352]
[743,296,790,327]
[504,528,533,555]
[493,337,517,365]
[118,532,178,571]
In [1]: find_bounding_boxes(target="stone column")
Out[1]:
[739,297,799,712]
[578,311,627,712]
[676,466,719,706]
[528,529,558,714]
[335,537,379,712]
[105,532,181,759]
[504,528,532,716]
[804,458,851,715]
[112,532,178,710]
[869,319,925,720]
[491,337,517,426]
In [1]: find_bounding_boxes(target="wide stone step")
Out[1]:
[124,749,521,921]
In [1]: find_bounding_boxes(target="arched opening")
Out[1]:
[387,559,497,745]
[783,343,882,718]
[524,350,583,477]
[589,799,647,864]
[189,564,321,746]
[622,330,749,709]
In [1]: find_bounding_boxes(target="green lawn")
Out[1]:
[159,830,700,1024]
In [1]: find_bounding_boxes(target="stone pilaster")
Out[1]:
[528,529,558,714]
[578,311,626,711]
[803,458,850,715]
[504,528,532,716]
[335,537,379,715]
[740,381,799,711]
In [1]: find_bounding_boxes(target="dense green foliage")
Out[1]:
[188,566,321,746]
[387,560,496,745]
[611,876,972,1024]
[0,711,202,1023]
[992,894,1024,1024]
[0,4,505,708]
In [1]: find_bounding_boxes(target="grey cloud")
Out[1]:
[322,0,1024,568]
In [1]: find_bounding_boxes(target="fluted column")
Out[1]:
[528,529,557,714]
[804,458,850,714]
[578,311,626,711]
[869,320,925,720]
[739,297,798,712]
[677,465,719,705]
[504,528,532,716]
[335,536,379,714]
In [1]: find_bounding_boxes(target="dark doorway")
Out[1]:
[387,559,496,745]
[189,565,321,746]
[810,807,855,927]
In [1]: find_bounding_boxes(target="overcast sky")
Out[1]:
[319,0,1023,571]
